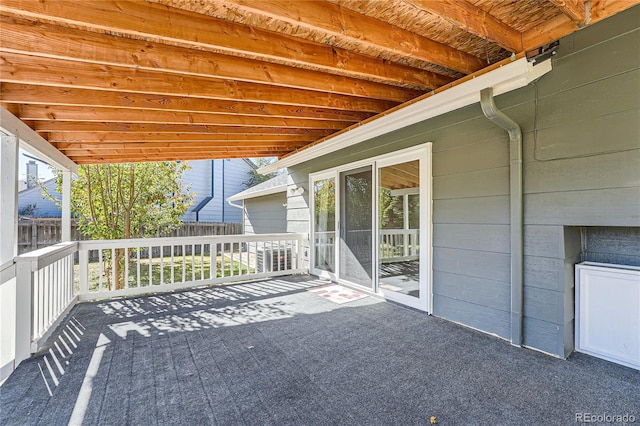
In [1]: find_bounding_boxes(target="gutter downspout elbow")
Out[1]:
[480,87,524,348]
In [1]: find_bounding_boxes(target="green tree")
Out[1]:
[243,157,278,187]
[45,162,194,289]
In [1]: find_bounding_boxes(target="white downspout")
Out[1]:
[480,87,524,347]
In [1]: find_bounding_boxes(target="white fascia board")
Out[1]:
[226,184,288,202]
[1,107,78,173]
[259,58,552,175]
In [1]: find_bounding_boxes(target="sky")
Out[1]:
[18,149,56,182]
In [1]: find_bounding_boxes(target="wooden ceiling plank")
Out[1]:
[408,0,523,52]
[0,84,373,122]
[53,141,307,151]
[0,52,398,113]
[0,16,428,99]
[196,0,485,75]
[16,105,353,130]
[547,0,587,25]
[47,132,318,143]
[0,0,447,90]
[71,152,290,164]
[34,121,338,136]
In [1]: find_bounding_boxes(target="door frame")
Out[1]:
[309,143,433,312]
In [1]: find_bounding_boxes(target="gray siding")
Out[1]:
[244,192,287,234]
[287,6,640,358]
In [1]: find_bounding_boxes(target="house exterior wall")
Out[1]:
[17,179,59,217]
[243,192,287,234]
[286,6,640,358]
[183,159,251,223]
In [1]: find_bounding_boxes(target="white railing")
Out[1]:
[77,233,307,300]
[5,233,307,372]
[14,242,78,363]
[379,229,419,261]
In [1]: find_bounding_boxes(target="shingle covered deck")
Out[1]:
[1,275,637,425]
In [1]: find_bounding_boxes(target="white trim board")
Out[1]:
[1,107,78,173]
[260,58,551,174]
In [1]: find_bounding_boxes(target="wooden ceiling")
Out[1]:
[1,0,637,164]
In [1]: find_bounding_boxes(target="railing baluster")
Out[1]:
[182,244,186,283]
[148,246,153,286]
[191,245,196,282]
[136,248,141,288]
[171,244,175,284]
[160,246,164,285]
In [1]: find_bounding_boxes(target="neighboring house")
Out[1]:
[17,159,254,222]
[181,159,255,223]
[227,173,289,234]
[257,9,640,362]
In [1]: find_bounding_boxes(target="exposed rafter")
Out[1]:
[0,0,636,164]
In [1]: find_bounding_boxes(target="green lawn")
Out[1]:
[76,254,254,292]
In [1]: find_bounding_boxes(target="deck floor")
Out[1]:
[1,275,638,425]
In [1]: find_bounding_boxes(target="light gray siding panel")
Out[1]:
[535,25,639,97]
[524,149,640,194]
[523,286,564,324]
[524,187,640,226]
[523,225,563,258]
[433,271,510,312]
[286,194,308,209]
[433,247,510,282]
[522,317,563,356]
[434,224,510,253]
[432,295,510,339]
[432,138,508,176]
[433,196,509,225]
[433,167,509,200]
[523,256,565,292]
[287,220,309,234]
[535,69,640,131]
[287,208,310,222]
[244,193,287,235]
[534,109,640,160]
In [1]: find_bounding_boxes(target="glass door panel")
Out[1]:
[312,177,336,275]
[339,167,373,288]
[378,160,420,298]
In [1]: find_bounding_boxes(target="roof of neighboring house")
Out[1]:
[227,173,288,202]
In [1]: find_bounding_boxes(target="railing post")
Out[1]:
[14,259,34,366]
[79,248,89,297]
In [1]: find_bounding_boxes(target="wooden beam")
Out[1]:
[408,0,523,52]
[47,132,318,143]
[33,121,337,136]
[548,0,588,25]
[185,0,486,75]
[0,84,374,122]
[0,0,446,90]
[70,151,294,164]
[15,105,353,129]
[523,0,640,50]
[0,53,399,113]
[52,141,308,151]
[0,15,431,98]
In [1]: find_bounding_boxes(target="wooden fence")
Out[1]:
[17,219,242,255]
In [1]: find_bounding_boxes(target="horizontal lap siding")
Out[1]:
[244,193,287,235]
[285,6,640,357]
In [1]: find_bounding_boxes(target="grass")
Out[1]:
[76,253,255,293]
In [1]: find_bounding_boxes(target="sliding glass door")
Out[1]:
[339,167,373,288]
[376,155,425,309]
[309,145,431,311]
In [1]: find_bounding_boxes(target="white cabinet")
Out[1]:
[576,262,640,370]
